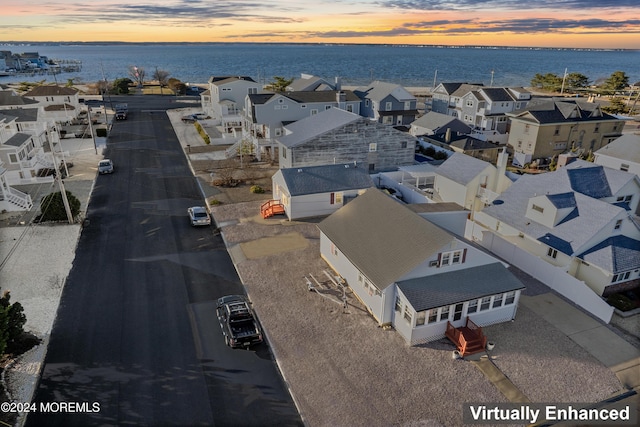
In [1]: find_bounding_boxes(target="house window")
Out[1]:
[438,249,466,267]
[395,296,402,312]
[311,109,318,115]
[368,163,375,172]
[346,105,353,112]
[382,116,393,125]
[493,294,504,308]
[358,274,363,283]
[369,143,377,152]
[620,164,629,172]
[248,88,257,94]
[612,271,631,283]
[301,104,307,108]
[524,124,530,134]
[554,126,560,136]
[385,102,392,111]
[480,297,491,311]
[532,204,544,213]
[427,309,438,324]
[416,311,426,326]
[330,192,335,204]
[439,306,450,322]
[9,154,17,163]
[594,124,600,133]
[282,148,286,159]
[547,248,558,259]
[325,105,331,110]
[365,99,370,107]
[467,299,478,314]
[453,303,463,321]
[614,219,622,230]
[403,305,412,323]
[330,243,338,256]
[466,100,473,107]
[505,291,516,305]
[404,101,411,110]
[401,141,407,149]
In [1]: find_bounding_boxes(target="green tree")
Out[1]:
[565,73,590,91]
[39,190,81,222]
[601,97,627,115]
[530,73,563,92]
[602,71,629,93]
[112,78,132,94]
[0,291,27,355]
[265,76,294,92]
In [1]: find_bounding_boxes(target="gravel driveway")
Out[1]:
[211,200,625,427]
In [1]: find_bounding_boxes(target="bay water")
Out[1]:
[1,42,639,89]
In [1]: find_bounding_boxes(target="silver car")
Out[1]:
[98,159,114,174]
[188,206,211,226]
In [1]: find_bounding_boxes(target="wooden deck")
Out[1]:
[260,200,286,219]
[445,318,487,356]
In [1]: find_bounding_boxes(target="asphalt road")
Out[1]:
[26,96,302,426]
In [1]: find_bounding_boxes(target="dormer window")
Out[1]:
[531,204,544,214]
[614,219,622,230]
[437,249,467,267]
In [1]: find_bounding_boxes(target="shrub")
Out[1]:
[194,122,210,145]
[39,190,81,222]
[209,198,221,206]
[0,291,27,355]
[607,294,635,312]
[250,185,265,194]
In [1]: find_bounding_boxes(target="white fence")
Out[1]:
[465,220,614,323]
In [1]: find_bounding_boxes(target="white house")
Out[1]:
[272,163,374,220]
[202,76,260,130]
[318,188,525,347]
[433,151,511,210]
[594,134,640,177]
[474,160,640,298]
[22,85,81,123]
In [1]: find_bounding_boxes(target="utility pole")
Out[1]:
[560,68,568,95]
[47,129,74,224]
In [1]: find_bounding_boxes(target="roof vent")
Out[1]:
[297,169,303,172]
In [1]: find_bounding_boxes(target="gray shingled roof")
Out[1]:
[436,152,493,185]
[24,85,78,96]
[2,132,31,147]
[355,81,415,102]
[0,91,38,106]
[510,99,620,125]
[482,162,632,256]
[397,263,525,311]
[317,188,454,289]
[595,134,640,164]
[2,108,38,122]
[278,108,361,148]
[277,163,374,196]
[578,235,640,273]
[411,111,471,135]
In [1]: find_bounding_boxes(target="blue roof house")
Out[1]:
[272,163,374,220]
[474,160,640,297]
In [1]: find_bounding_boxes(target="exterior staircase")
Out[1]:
[260,200,286,219]
[1,187,34,210]
[445,318,487,356]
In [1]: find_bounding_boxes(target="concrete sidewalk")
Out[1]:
[522,293,640,390]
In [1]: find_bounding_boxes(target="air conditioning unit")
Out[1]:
[429,260,439,267]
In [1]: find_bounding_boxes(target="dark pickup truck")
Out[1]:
[216,295,263,348]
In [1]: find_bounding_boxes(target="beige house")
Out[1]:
[22,85,81,123]
[507,98,624,167]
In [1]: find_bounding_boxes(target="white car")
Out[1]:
[188,206,211,226]
[98,159,114,174]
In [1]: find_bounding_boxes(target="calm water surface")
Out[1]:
[1,43,639,88]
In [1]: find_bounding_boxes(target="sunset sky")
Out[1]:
[1,0,639,48]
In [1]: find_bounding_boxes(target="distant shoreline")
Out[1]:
[0,41,636,52]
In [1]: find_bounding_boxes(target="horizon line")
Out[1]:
[0,41,637,51]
